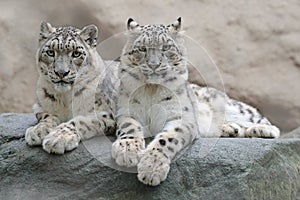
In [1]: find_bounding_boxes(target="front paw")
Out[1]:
[137,149,171,186]
[25,123,52,146]
[42,124,80,154]
[112,137,145,167]
[246,124,280,138]
[221,123,244,137]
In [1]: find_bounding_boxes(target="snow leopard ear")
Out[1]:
[80,24,98,48]
[39,21,55,43]
[127,18,140,31]
[167,17,182,32]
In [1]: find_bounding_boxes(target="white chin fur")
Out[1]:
[54,83,72,93]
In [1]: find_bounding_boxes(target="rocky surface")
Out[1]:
[1,113,300,200]
[0,0,299,132]
[282,126,300,138]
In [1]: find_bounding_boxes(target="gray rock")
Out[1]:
[0,113,300,200]
[281,126,300,138]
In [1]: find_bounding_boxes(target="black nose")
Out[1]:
[54,70,70,79]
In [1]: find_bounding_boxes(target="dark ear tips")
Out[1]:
[177,17,182,23]
[127,18,134,29]
[127,18,139,30]
[170,17,182,31]
[128,18,134,25]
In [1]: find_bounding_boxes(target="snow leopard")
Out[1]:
[111,17,280,186]
[25,22,118,154]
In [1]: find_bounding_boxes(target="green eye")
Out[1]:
[72,51,82,58]
[46,50,55,57]
[162,45,171,51]
[138,46,147,52]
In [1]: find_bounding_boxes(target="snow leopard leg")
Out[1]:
[221,122,246,137]
[137,120,196,186]
[111,117,145,167]
[221,122,280,138]
[245,124,280,138]
[25,112,60,146]
[222,99,280,138]
[42,112,115,154]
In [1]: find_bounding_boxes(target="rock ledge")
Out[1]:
[0,113,299,200]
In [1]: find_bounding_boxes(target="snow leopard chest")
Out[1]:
[127,84,181,136]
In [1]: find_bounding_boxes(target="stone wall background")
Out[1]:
[0,0,299,132]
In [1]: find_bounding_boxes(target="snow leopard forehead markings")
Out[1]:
[48,26,82,51]
[137,24,169,46]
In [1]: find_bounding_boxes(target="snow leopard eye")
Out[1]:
[72,51,82,58]
[162,45,171,51]
[46,50,55,57]
[138,46,147,52]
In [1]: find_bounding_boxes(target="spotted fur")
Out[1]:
[25,22,117,154]
[192,86,280,138]
[112,18,280,186]
[112,17,199,186]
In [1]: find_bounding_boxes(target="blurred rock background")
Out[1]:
[0,0,299,132]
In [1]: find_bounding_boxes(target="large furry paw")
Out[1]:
[42,123,80,154]
[245,124,280,138]
[221,123,244,137]
[112,137,145,167]
[137,148,171,186]
[25,123,53,146]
